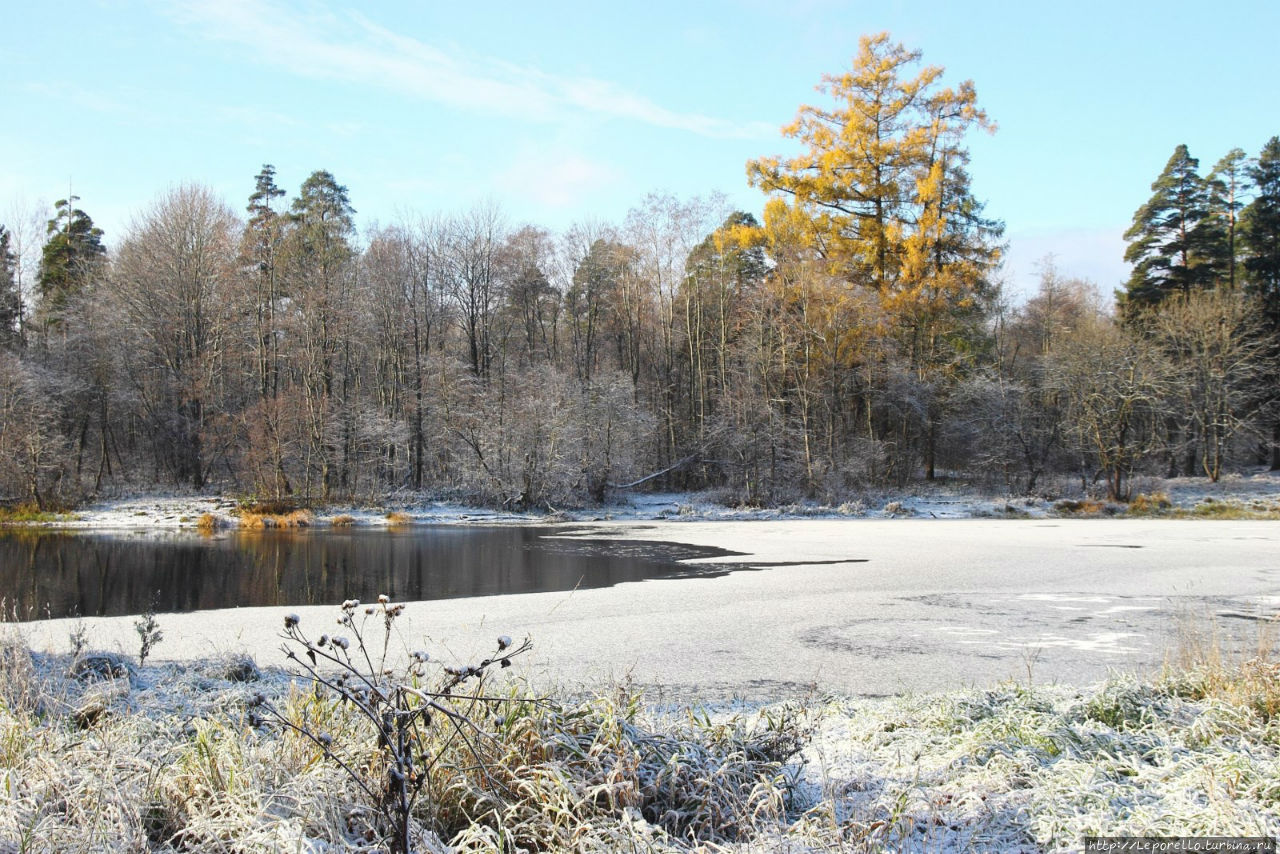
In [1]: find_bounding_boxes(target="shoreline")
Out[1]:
[4,467,1280,532]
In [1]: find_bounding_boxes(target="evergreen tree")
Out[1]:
[1241,136,1280,470]
[290,170,355,251]
[1122,145,1216,311]
[241,164,288,400]
[37,196,105,323]
[1206,148,1250,290]
[1243,137,1280,325]
[284,170,357,499]
[0,226,22,348]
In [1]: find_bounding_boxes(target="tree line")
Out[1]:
[1,34,1277,509]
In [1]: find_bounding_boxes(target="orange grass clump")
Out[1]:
[239,509,314,529]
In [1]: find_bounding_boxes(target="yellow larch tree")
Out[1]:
[747,32,1004,480]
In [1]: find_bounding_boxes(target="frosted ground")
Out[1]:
[50,466,1280,529]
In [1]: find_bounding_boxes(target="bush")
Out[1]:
[237,508,313,528]
[250,599,809,852]
[253,598,531,853]
[1129,491,1172,514]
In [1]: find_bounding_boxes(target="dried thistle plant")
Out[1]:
[251,596,530,854]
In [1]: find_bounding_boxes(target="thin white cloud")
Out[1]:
[498,149,623,210]
[165,0,771,139]
[1002,226,1128,303]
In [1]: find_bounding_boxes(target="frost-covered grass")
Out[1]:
[2,618,1278,853]
[779,674,1280,853]
[0,628,809,853]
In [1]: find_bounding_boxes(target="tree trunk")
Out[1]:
[1272,419,1280,471]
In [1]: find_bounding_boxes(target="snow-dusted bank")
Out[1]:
[24,468,1280,530]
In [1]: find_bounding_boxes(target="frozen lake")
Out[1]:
[15,519,1280,699]
[0,526,738,618]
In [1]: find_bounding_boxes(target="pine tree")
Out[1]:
[1241,136,1280,470]
[1122,145,1216,311]
[1206,148,1250,291]
[0,226,22,348]
[37,197,106,322]
[1243,137,1280,324]
[283,170,357,499]
[241,165,288,400]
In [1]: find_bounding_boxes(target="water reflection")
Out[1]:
[0,526,740,618]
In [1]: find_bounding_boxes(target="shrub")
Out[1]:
[251,599,809,852]
[238,508,314,528]
[1053,498,1105,516]
[253,598,531,854]
[240,498,299,515]
[1129,491,1172,515]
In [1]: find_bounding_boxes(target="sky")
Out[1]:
[3,0,1278,300]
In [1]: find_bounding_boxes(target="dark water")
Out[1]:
[0,526,742,619]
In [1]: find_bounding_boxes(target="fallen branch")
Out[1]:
[608,454,700,490]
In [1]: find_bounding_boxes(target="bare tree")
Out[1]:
[1147,289,1275,481]
[1048,317,1168,500]
[440,203,506,380]
[0,354,69,506]
[111,184,240,487]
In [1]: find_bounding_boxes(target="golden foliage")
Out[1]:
[746,32,1001,376]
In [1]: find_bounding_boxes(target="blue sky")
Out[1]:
[3,0,1278,298]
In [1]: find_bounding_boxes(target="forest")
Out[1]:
[1,34,1278,511]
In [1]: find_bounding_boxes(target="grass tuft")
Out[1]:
[194,512,226,532]
[237,508,314,529]
[1128,491,1173,515]
[1053,498,1106,515]
[0,502,74,525]
[1162,612,1279,723]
